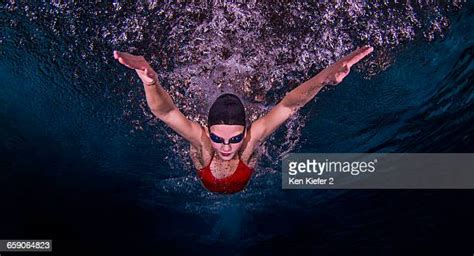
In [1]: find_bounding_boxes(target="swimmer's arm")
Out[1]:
[247,78,326,146]
[282,45,374,112]
[144,81,176,116]
[249,46,374,144]
[113,50,204,147]
[147,84,205,148]
[158,107,205,148]
[113,50,178,116]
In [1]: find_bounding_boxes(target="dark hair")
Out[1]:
[208,93,246,128]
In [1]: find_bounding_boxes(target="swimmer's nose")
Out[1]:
[221,144,232,151]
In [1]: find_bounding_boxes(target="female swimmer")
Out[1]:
[113,45,373,194]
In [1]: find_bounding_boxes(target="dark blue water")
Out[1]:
[1,1,473,255]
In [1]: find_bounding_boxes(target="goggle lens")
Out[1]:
[210,132,244,144]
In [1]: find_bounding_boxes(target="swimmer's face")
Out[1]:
[207,124,246,161]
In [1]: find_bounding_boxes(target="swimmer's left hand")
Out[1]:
[320,45,374,86]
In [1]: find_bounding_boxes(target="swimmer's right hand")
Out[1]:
[113,50,158,86]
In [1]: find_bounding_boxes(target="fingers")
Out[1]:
[113,50,148,70]
[114,50,140,59]
[114,50,131,60]
[346,45,374,67]
[117,57,133,69]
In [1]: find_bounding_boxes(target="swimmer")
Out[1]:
[113,45,374,194]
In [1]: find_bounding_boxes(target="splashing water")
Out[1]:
[0,0,469,216]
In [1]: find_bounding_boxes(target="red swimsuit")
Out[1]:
[197,153,253,194]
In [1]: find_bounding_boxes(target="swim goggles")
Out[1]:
[209,132,245,145]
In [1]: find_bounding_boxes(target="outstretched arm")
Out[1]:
[249,45,374,145]
[114,51,204,147]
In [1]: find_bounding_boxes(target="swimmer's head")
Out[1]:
[207,93,247,160]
